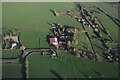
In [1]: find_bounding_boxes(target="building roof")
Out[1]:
[50,37,58,46]
[4,35,19,43]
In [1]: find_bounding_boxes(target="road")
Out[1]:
[2,48,57,63]
[22,48,57,58]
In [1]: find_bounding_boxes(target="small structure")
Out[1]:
[3,33,21,49]
[54,10,80,19]
[50,37,58,46]
[60,34,68,40]
[66,11,80,18]
[54,11,66,17]
[48,23,87,50]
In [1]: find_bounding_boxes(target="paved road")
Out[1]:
[2,48,57,63]
[22,48,57,58]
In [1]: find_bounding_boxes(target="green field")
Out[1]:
[2,2,119,52]
[2,2,119,78]
[3,2,79,48]
[2,49,22,58]
[27,53,118,78]
[2,61,22,78]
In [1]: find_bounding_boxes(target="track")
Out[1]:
[21,48,57,59]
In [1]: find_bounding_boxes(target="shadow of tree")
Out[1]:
[46,34,51,44]
[19,56,26,79]
[92,10,101,14]
[46,22,52,26]
[50,9,56,16]
[93,44,104,51]
[80,71,88,78]
[96,7,120,27]
[8,29,13,35]
[115,18,120,23]
[92,69,102,77]
[50,69,63,80]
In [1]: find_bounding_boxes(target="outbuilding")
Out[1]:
[50,37,58,46]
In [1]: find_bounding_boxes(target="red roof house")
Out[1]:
[50,37,58,46]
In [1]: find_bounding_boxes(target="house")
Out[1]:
[50,37,58,46]
[60,34,67,40]
[3,34,20,49]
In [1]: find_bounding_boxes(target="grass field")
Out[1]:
[2,2,119,51]
[84,2,118,41]
[2,49,22,58]
[2,2,119,78]
[27,53,118,78]
[3,2,79,48]
[2,61,22,78]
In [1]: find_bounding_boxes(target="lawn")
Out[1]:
[27,53,118,78]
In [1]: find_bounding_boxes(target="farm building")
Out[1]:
[50,37,58,46]
[3,33,21,49]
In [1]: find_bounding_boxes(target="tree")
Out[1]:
[73,28,78,40]
[74,40,78,46]
[71,39,79,56]
[20,46,25,51]
[75,50,80,57]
